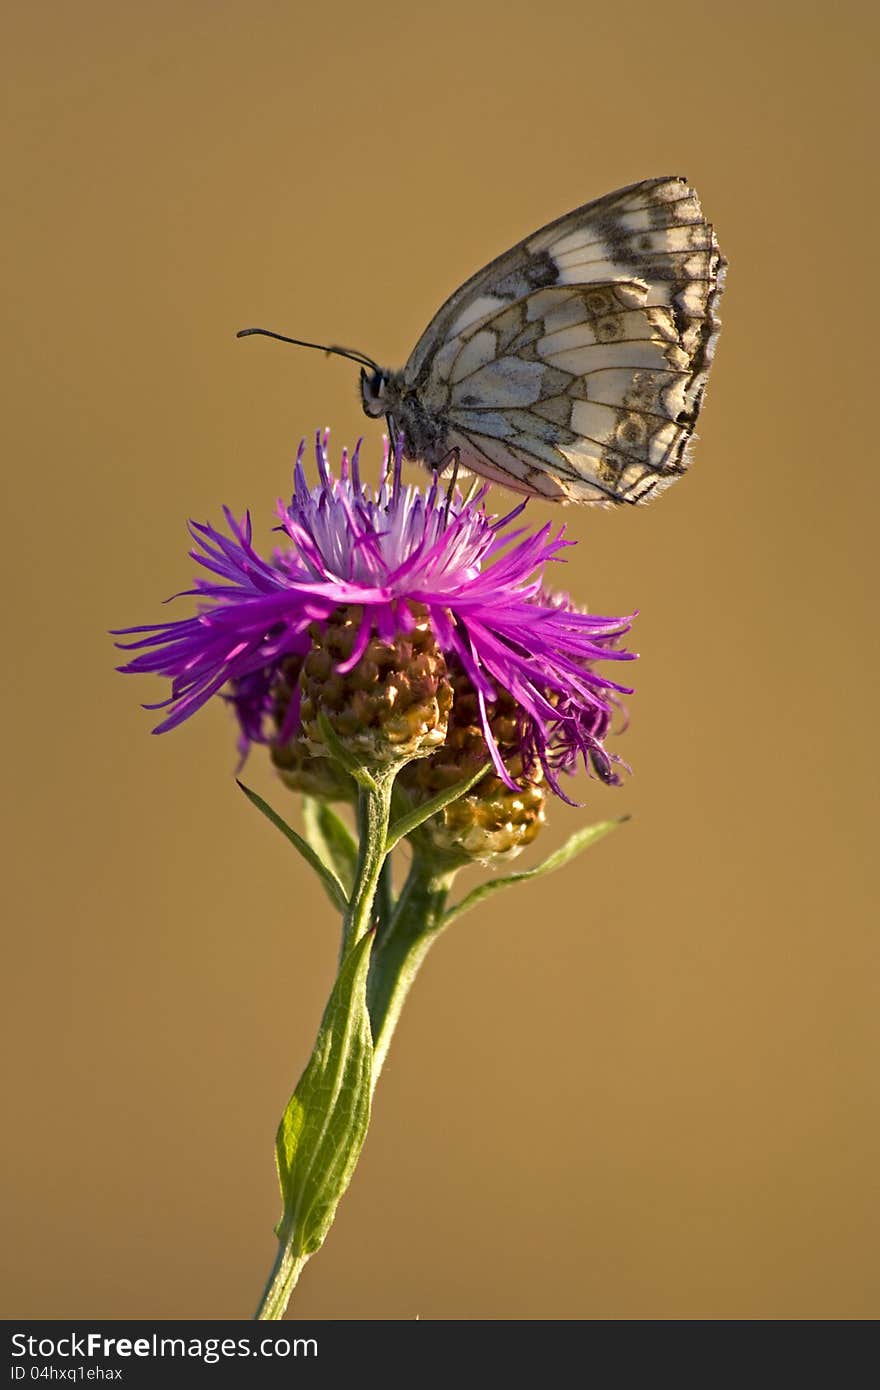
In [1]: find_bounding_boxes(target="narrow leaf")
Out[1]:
[385,762,492,852]
[237,781,348,913]
[275,932,374,1256]
[443,816,629,928]
[302,796,358,897]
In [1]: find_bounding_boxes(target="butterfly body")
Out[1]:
[361,175,726,504]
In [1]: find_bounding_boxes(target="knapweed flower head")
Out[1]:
[115,432,636,796]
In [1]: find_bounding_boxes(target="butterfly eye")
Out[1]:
[360,368,388,419]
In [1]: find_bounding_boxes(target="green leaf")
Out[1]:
[237,781,348,913]
[275,931,374,1256]
[385,761,492,852]
[443,816,629,928]
[302,796,358,897]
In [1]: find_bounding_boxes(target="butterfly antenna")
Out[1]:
[236,328,381,373]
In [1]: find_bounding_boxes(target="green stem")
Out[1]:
[375,853,395,943]
[255,1244,311,1320]
[341,772,395,955]
[367,855,458,1084]
[254,777,395,1322]
[254,786,457,1320]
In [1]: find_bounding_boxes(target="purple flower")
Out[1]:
[115,433,636,797]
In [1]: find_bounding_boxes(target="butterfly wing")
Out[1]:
[402,176,726,503]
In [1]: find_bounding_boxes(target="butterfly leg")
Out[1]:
[383,413,399,482]
[437,448,461,519]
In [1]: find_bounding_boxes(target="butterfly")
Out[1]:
[239,175,726,504]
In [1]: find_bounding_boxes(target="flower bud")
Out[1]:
[401,663,547,865]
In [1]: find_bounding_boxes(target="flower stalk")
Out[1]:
[367,854,458,1085]
[256,1246,311,1323]
[343,773,395,952]
[252,766,458,1321]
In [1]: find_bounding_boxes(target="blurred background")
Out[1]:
[3,0,877,1320]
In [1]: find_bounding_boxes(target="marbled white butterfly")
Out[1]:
[240,176,726,504]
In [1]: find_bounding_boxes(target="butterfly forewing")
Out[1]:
[400,176,726,503]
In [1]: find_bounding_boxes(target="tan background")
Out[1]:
[3,0,877,1320]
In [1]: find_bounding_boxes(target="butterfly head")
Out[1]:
[359,366,391,419]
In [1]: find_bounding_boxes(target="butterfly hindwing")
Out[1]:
[401,176,726,503]
[440,281,695,503]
